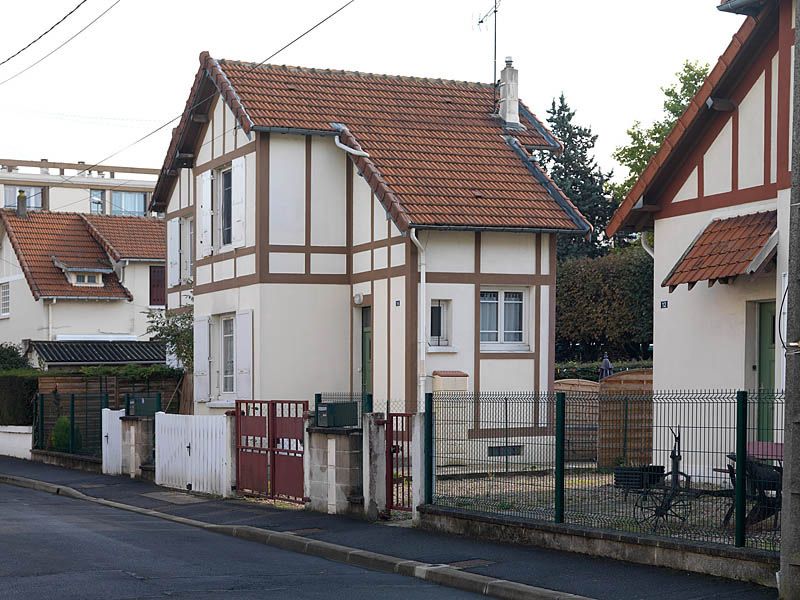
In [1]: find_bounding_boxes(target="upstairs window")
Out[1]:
[0,283,9,317]
[90,189,105,214]
[480,289,527,350]
[218,168,233,246]
[4,186,43,210]
[149,265,165,306]
[110,191,146,216]
[73,272,102,286]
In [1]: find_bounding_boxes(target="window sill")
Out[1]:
[427,345,457,354]
[0,314,9,320]
[480,344,531,354]
[207,399,235,409]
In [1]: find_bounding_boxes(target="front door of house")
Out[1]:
[361,306,372,394]
[757,301,776,442]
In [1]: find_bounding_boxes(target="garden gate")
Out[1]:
[236,400,307,503]
[386,412,413,512]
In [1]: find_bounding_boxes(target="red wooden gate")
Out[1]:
[236,400,307,503]
[386,412,413,512]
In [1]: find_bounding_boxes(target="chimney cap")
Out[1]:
[505,56,513,67]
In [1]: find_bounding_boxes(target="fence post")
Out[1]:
[314,393,322,426]
[156,392,162,413]
[555,392,566,524]
[424,392,433,505]
[363,392,373,414]
[101,393,108,410]
[735,390,748,548]
[69,394,76,454]
[37,394,44,449]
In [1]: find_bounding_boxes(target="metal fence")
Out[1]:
[431,390,784,553]
[34,392,109,458]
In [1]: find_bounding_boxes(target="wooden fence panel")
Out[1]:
[597,369,653,468]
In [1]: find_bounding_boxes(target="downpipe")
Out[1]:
[409,228,426,411]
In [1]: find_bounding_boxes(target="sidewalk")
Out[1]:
[0,456,775,600]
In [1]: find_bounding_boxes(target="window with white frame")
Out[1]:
[216,168,233,247]
[72,272,102,286]
[187,217,195,274]
[110,191,146,216]
[0,283,9,317]
[480,289,527,350]
[221,316,235,394]
[4,186,43,210]
[429,299,451,346]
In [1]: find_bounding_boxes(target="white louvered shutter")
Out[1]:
[235,310,253,400]
[198,171,213,257]
[193,317,210,403]
[231,156,246,248]
[167,219,180,287]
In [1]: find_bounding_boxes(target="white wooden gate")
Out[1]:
[155,412,234,497]
[101,408,125,475]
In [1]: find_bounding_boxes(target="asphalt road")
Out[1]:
[0,484,479,600]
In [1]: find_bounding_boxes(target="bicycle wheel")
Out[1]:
[634,488,692,533]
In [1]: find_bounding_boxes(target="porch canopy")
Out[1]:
[662,210,777,292]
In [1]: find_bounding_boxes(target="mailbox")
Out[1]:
[316,402,359,427]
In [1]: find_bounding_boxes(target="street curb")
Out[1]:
[0,473,593,600]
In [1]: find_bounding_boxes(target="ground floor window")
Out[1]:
[221,316,235,393]
[430,299,451,346]
[0,282,9,317]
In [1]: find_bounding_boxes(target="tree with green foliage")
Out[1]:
[146,307,193,370]
[556,245,653,361]
[0,343,29,371]
[539,94,616,261]
[611,60,710,200]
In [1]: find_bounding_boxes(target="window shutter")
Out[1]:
[167,219,180,286]
[198,171,213,257]
[193,317,210,403]
[231,156,246,248]
[149,265,166,306]
[235,309,253,400]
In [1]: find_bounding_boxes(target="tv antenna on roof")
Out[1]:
[476,0,501,108]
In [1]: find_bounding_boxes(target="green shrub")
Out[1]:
[554,360,653,382]
[49,416,81,453]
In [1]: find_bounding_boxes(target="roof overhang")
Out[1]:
[718,0,771,16]
[52,257,113,274]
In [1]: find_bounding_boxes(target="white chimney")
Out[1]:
[39,158,49,175]
[16,190,27,218]
[498,57,520,127]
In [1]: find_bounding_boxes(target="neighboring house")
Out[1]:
[24,340,166,371]
[607,0,792,400]
[150,53,590,416]
[0,157,157,216]
[0,204,166,344]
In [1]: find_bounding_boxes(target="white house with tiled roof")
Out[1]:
[0,203,166,346]
[607,0,792,406]
[151,53,590,418]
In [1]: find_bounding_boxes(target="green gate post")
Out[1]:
[362,392,373,414]
[101,393,108,410]
[555,392,566,524]
[314,393,322,426]
[156,392,162,413]
[735,390,748,548]
[69,394,76,454]
[37,394,44,450]
[424,392,434,505]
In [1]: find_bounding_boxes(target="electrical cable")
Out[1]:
[0,0,122,88]
[0,0,89,68]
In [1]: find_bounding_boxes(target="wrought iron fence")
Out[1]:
[430,390,784,553]
[34,392,109,458]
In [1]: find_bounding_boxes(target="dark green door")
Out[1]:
[757,301,776,442]
[361,306,372,394]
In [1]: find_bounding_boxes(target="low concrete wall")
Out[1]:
[418,505,779,588]
[30,449,102,474]
[307,425,364,518]
[0,425,32,459]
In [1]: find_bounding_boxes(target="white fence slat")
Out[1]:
[101,409,125,475]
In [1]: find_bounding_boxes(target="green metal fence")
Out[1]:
[34,392,109,458]
[429,390,785,553]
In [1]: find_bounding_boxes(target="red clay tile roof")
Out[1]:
[0,211,156,301]
[152,54,590,233]
[82,214,165,262]
[606,13,763,237]
[662,210,776,289]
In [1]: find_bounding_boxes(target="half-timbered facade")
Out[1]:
[607,0,795,394]
[151,53,590,415]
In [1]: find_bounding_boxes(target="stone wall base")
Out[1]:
[30,449,102,474]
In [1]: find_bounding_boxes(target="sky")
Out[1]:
[0,0,746,183]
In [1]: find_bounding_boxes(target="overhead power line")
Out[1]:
[0,0,89,69]
[0,0,123,88]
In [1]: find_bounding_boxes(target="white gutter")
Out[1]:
[641,233,655,259]
[409,228,427,410]
[334,135,370,157]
